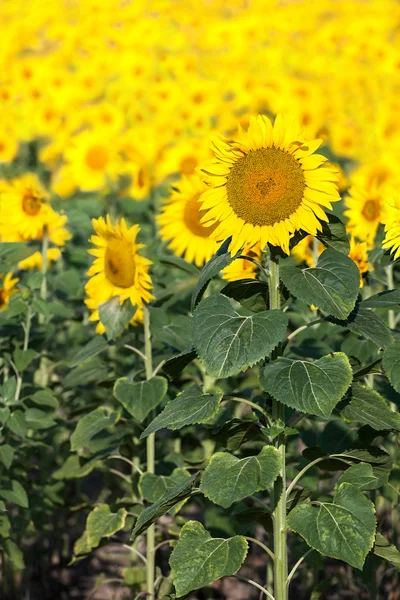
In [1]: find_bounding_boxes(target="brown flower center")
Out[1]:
[104,238,136,288]
[183,196,218,238]
[86,145,109,171]
[362,198,380,222]
[226,147,306,226]
[180,156,198,175]
[22,191,42,216]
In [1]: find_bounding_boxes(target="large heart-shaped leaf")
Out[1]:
[288,483,376,569]
[141,385,222,438]
[383,340,400,393]
[200,446,281,508]
[191,294,288,378]
[170,521,248,597]
[341,384,400,431]
[260,352,352,417]
[280,248,360,319]
[113,376,167,422]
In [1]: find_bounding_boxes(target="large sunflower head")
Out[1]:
[344,184,383,246]
[0,273,19,311]
[382,194,400,261]
[198,114,340,254]
[85,216,154,333]
[157,175,219,267]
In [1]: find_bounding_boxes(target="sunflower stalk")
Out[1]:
[268,257,288,600]
[143,304,156,599]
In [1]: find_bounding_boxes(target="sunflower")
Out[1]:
[222,243,262,282]
[157,175,219,267]
[292,235,324,267]
[0,273,19,311]
[198,114,340,254]
[348,237,370,288]
[344,184,383,246]
[18,248,61,271]
[382,195,400,261]
[85,216,154,334]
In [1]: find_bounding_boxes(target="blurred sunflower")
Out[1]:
[157,175,219,267]
[292,235,324,267]
[222,243,262,282]
[344,185,383,245]
[18,248,61,271]
[382,195,400,260]
[85,216,154,334]
[198,114,340,254]
[348,237,371,288]
[0,273,19,311]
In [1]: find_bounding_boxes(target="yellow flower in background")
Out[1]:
[198,115,340,254]
[292,235,324,268]
[348,237,371,288]
[344,185,383,246]
[382,195,400,261]
[85,216,154,334]
[0,273,19,311]
[18,248,61,271]
[157,175,218,267]
[222,244,262,282]
[0,125,18,163]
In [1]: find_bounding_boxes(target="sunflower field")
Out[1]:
[1,1,400,599]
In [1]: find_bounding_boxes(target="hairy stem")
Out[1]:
[143,305,155,598]
[268,258,287,600]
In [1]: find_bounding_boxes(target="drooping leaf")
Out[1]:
[4,539,25,570]
[288,483,376,569]
[340,447,392,487]
[68,336,109,368]
[373,533,400,569]
[361,289,400,309]
[341,384,400,431]
[131,473,200,539]
[139,468,190,503]
[191,237,235,310]
[221,279,269,312]
[200,446,281,508]
[141,385,222,439]
[25,408,57,430]
[159,255,200,275]
[260,352,352,418]
[162,347,197,381]
[114,376,167,422]
[170,521,248,597]
[70,408,118,451]
[280,248,360,319]
[0,480,29,508]
[316,214,350,254]
[214,419,262,451]
[192,294,288,378]
[0,444,14,469]
[63,358,111,387]
[99,297,136,340]
[74,505,127,558]
[328,307,393,348]
[383,340,400,393]
[337,463,380,491]
[6,411,27,438]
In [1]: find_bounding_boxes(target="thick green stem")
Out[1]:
[143,306,155,599]
[386,264,395,331]
[14,303,32,402]
[39,226,49,323]
[268,259,287,600]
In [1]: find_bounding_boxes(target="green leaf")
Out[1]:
[68,336,109,368]
[63,358,111,387]
[0,444,14,469]
[192,294,288,378]
[383,340,400,393]
[31,390,58,409]
[329,307,393,348]
[4,539,25,570]
[260,352,352,418]
[162,347,197,381]
[141,385,223,439]
[114,376,167,422]
[0,408,10,424]
[215,419,261,451]
[139,468,190,503]
[280,248,360,319]
[131,473,200,539]
[337,463,380,491]
[70,408,118,451]
[361,290,400,309]
[316,214,350,254]
[32,297,51,317]
[200,446,281,508]
[7,411,27,437]
[221,279,269,312]
[25,408,56,430]
[74,505,127,557]
[159,254,200,275]
[373,533,400,569]
[0,444,15,469]
[0,480,29,508]
[13,349,36,371]
[170,521,248,597]
[191,237,236,310]
[1,378,17,404]
[288,483,376,569]
[98,297,136,340]
[341,384,400,431]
